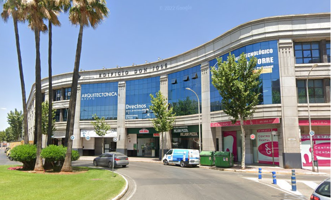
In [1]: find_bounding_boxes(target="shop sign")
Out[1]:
[139,129,149,134]
[299,120,331,126]
[180,132,198,137]
[153,133,160,137]
[81,129,117,138]
[250,134,256,140]
[257,129,279,165]
[210,118,280,127]
[173,126,189,133]
[301,134,331,167]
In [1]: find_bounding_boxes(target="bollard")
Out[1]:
[258,168,262,179]
[272,171,277,184]
[291,169,297,191]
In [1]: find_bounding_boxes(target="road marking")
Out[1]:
[277,179,302,196]
[302,181,318,189]
[124,174,137,200]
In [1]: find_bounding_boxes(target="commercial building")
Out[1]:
[27,13,330,168]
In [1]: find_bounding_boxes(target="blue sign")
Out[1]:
[309,131,315,136]
[86,136,90,141]
[70,135,75,140]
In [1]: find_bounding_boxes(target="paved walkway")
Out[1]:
[79,156,330,175]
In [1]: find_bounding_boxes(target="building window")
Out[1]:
[297,79,324,103]
[53,89,62,101]
[294,42,320,64]
[64,88,71,100]
[326,42,330,63]
[63,109,68,121]
[55,109,61,122]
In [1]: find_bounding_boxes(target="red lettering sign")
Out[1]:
[211,118,280,127]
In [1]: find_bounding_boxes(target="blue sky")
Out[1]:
[0,0,330,131]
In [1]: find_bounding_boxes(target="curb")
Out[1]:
[112,171,129,200]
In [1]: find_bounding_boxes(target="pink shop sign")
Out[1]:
[211,118,280,127]
[299,120,331,126]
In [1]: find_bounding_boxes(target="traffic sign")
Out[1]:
[85,136,90,141]
[250,134,256,140]
[113,137,118,142]
[70,135,75,140]
[309,130,315,136]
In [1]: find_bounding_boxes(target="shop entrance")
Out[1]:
[137,138,159,157]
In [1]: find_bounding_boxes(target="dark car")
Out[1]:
[310,178,330,200]
[93,152,129,168]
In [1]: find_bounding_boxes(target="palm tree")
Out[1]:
[1,0,29,145]
[61,0,108,172]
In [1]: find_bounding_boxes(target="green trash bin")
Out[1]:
[200,151,214,166]
[214,151,234,168]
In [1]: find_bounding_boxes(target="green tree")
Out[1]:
[41,101,56,138]
[91,114,110,154]
[1,0,29,145]
[7,109,23,141]
[149,91,176,160]
[62,0,109,172]
[4,127,15,142]
[0,131,6,142]
[211,53,262,170]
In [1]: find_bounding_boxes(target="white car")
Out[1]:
[310,178,330,200]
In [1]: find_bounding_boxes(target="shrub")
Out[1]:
[41,145,80,171]
[10,144,36,170]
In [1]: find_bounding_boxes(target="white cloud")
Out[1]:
[0,108,7,110]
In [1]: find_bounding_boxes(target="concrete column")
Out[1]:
[73,85,83,155]
[201,62,214,151]
[214,127,222,151]
[117,81,127,154]
[278,39,302,168]
[160,75,172,150]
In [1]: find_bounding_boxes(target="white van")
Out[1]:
[162,149,200,167]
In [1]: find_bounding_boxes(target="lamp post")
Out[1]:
[185,87,201,152]
[306,64,317,172]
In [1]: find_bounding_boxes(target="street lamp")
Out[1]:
[185,87,201,152]
[306,64,317,172]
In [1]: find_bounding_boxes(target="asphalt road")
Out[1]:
[1,150,328,200]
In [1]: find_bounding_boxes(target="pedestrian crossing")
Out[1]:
[244,177,321,199]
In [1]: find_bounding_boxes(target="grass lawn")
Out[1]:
[0,165,126,200]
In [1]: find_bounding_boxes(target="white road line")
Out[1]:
[277,180,302,196]
[302,181,318,190]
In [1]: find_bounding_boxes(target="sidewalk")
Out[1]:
[78,156,330,175]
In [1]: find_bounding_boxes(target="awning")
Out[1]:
[52,131,65,138]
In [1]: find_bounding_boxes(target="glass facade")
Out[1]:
[53,89,62,101]
[294,42,320,64]
[327,42,330,63]
[126,77,160,119]
[168,65,201,116]
[209,40,280,112]
[80,82,118,120]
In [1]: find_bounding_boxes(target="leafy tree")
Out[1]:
[211,53,261,169]
[91,114,110,154]
[1,0,29,145]
[7,109,23,141]
[149,91,176,160]
[62,0,109,172]
[4,127,16,142]
[0,131,6,142]
[41,101,56,137]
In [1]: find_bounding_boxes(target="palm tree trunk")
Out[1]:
[13,17,29,144]
[102,137,104,154]
[61,24,84,172]
[47,21,53,146]
[240,117,246,170]
[34,28,44,171]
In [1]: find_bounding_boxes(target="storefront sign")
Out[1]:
[211,118,280,127]
[139,129,149,134]
[174,126,189,133]
[299,120,331,126]
[250,134,256,140]
[301,134,330,167]
[153,133,160,137]
[257,129,279,165]
[180,132,198,137]
[81,129,117,138]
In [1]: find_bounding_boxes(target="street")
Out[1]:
[1,149,328,200]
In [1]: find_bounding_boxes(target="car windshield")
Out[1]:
[316,180,330,197]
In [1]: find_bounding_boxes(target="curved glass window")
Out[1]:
[80,82,118,120]
[210,40,281,112]
[126,77,160,119]
[168,65,201,116]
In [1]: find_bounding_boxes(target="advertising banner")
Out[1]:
[223,131,237,161]
[301,134,330,167]
[257,129,279,165]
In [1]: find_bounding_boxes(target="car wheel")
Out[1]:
[9,157,13,161]
[163,160,168,165]
[108,162,112,168]
[180,161,185,168]
[122,165,126,167]
[93,160,98,166]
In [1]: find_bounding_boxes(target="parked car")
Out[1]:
[93,152,129,168]
[6,149,13,161]
[162,149,200,167]
[310,178,330,200]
